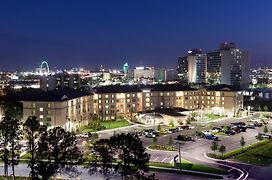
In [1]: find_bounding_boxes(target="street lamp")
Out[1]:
[153,111,156,130]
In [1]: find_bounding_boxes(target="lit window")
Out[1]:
[39,107,43,112]
[39,115,43,119]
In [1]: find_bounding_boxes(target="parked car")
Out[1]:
[169,128,178,133]
[176,135,193,141]
[205,134,219,141]
[225,130,235,135]
[238,126,247,132]
[20,144,29,152]
[232,127,241,133]
[145,133,156,138]
[211,127,222,133]
[202,130,212,135]
[159,130,168,135]
[246,124,255,129]
[256,132,272,139]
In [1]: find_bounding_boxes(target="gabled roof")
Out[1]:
[206,84,241,91]
[18,88,91,102]
[94,84,196,94]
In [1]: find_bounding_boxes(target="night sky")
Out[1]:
[0,0,272,71]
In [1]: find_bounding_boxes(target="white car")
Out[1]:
[202,130,212,135]
[20,145,29,152]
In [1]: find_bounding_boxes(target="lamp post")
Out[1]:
[153,111,156,131]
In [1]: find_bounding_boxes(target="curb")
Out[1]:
[203,153,249,180]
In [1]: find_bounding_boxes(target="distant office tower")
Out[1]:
[123,62,129,74]
[40,72,81,91]
[207,43,250,87]
[177,56,188,82]
[187,49,207,83]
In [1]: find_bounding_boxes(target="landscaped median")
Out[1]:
[80,119,131,133]
[148,144,177,151]
[207,139,272,165]
[149,160,227,179]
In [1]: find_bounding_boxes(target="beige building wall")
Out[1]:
[22,95,91,132]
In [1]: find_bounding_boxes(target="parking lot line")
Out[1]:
[161,157,168,163]
[153,156,159,162]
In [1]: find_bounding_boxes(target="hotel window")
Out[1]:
[160,93,163,96]
[32,110,35,115]
[98,95,101,98]
[222,97,225,100]
[32,103,36,108]
[127,99,130,102]
[207,96,210,100]
[105,95,109,98]
[111,94,114,98]
[222,102,225,105]
[132,104,136,107]
[190,97,192,99]
[47,110,51,115]
[146,93,150,97]
[132,94,135,97]
[111,100,114,103]
[39,115,43,119]
[105,105,109,109]
[47,103,51,108]
[105,100,109,103]
[39,107,43,112]
[160,102,163,105]
[99,105,101,109]
[106,111,109,114]
[98,100,101,103]
[47,117,51,122]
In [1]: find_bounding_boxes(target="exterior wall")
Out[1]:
[22,95,91,132]
[22,88,244,129]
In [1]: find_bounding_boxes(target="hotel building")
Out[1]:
[21,84,243,130]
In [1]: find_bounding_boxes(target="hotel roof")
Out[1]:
[15,88,91,102]
[94,84,196,94]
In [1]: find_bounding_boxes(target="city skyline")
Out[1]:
[1,0,272,70]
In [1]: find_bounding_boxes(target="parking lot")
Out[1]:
[141,113,272,164]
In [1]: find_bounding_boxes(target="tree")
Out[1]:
[0,116,21,179]
[256,133,263,140]
[263,105,269,112]
[157,124,161,132]
[89,139,115,178]
[258,106,262,112]
[210,141,219,154]
[168,136,173,146]
[264,125,268,133]
[240,136,246,148]
[109,133,150,178]
[218,144,226,156]
[23,116,40,179]
[169,120,174,128]
[35,127,83,180]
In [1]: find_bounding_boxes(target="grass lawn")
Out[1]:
[149,160,226,175]
[100,119,130,130]
[81,119,131,133]
[234,140,272,166]
[206,114,225,120]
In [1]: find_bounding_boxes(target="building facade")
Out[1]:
[92,84,243,120]
[21,89,91,132]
